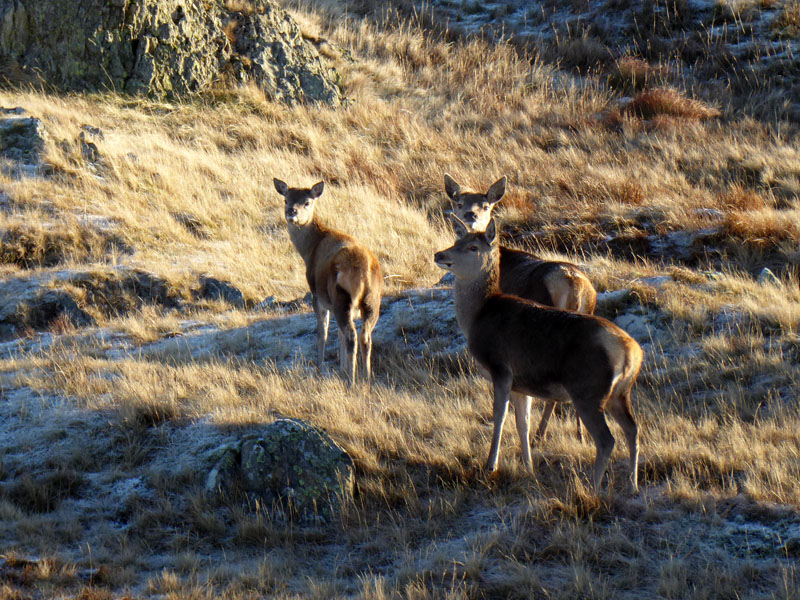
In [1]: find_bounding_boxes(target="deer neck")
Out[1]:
[453,247,501,336]
[287,217,325,265]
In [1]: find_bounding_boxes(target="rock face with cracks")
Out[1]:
[0,0,342,104]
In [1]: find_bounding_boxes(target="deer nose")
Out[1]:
[464,211,476,221]
[433,250,451,267]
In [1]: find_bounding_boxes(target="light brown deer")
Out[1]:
[444,174,597,442]
[274,179,383,385]
[434,219,642,492]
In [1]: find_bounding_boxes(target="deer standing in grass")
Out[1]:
[274,179,382,385]
[434,218,642,492]
[445,174,597,442]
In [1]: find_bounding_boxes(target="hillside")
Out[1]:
[1,0,799,598]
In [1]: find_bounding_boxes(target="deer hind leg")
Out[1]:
[606,389,639,493]
[358,299,379,386]
[572,399,615,493]
[485,368,512,474]
[313,297,330,369]
[333,288,357,386]
[511,392,533,471]
[337,322,357,385]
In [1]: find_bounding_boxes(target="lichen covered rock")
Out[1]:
[206,418,355,522]
[0,0,342,104]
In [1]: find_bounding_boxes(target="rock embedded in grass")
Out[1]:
[195,276,246,309]
[0,108,48,174]
[206,418,355,523]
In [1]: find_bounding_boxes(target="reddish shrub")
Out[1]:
[627,88,721,120]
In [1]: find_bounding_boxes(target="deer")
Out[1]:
[274,179,383,385]
[433,218,642,493]
[444,174,598,443]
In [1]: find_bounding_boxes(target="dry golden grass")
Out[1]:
[0,0,799,598]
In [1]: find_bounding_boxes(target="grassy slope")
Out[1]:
[0,0,799,598]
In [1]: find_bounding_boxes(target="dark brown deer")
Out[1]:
[434,219,642,492]
[274,179,383,385]
[445,174,597,441]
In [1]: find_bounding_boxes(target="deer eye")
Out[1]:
[304,200,312,206]
[468,245,479,252]
[482,203,490,209]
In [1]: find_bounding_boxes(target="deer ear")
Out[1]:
[273,178,288,196]
[310,181,324,198]
[486,176,506,205]
[484,218,498,245]
[451,216,469,238]
[444,173,461,202]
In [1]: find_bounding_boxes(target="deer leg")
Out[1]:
[511,392,532,471]
[313,298,330,369]
[607,391,639,494]
[337,329,345,372]
[358,300,379,387]
[485,369,512,473]
[534,401,556,441]
[342,321,357,386]
[335,324,357,385]
[333,296,357,386]
[573,401,615,493]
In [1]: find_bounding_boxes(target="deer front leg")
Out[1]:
[511,392,533,471]
[485,369,512,473]
[314,297,330,368]
[534,401,556,441]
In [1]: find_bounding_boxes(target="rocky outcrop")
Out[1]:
[0,107,49,176]
[0,0,342,104]
[206,418,355,522]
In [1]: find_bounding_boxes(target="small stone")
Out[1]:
[80,125,104,141]
[80,138,101,163]
[254,293,311,312]
[197,276,246,308]
[757,267,781,286]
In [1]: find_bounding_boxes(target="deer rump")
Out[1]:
[498,246,590,309]
[308,235,379,312]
